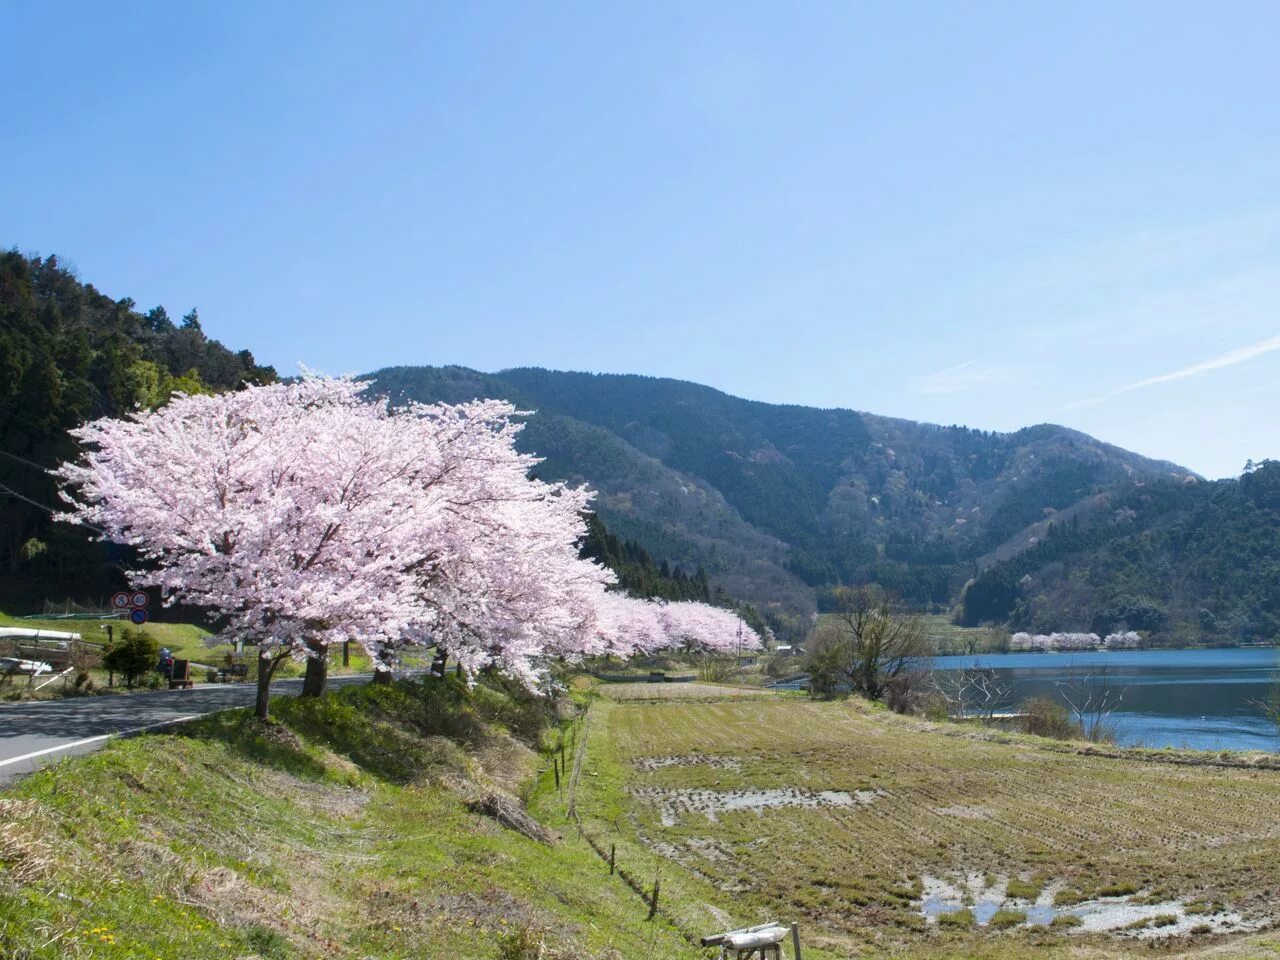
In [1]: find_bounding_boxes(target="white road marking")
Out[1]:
[0,714,203,769]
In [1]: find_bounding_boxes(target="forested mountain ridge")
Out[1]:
[366,365,1228,638]
[960,460,1280,644]
[365,366,810,620]
[0,251,276,603]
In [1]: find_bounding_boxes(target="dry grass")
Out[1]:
[0,798,55,884]
[572,695,1280,959]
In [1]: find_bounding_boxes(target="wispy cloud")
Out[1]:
[1064,333,1280,409]
[913,360,999,395]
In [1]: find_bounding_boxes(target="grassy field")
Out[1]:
[598,681,783,701]
[0,678,698,959]
[566,686,1280,959]
[918,614,1005,654]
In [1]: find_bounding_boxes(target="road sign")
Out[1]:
[130,591,149,608]
[129,608,148,625]
[111,592,131,609]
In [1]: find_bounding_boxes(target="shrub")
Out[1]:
[103,629,159,688]
[1017,696,1081,740]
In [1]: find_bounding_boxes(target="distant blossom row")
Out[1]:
[1008,631,1141,652]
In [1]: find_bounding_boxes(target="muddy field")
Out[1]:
[575,692,1280,959]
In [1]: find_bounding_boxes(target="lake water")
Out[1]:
[930,648,1279,752]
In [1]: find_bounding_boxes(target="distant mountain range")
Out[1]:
[366,366,1275,644]
[5,246,1272,644]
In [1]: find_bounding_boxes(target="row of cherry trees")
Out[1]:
[56,376,760,716]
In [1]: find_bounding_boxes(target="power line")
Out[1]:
[0,448,53,474]
[0,481,106,535]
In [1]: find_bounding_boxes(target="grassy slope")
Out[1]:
[572,686,1280,960]
[0,678,699,960]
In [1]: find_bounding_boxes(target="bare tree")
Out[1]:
[1248,674,1280,739]
[1055,663,1124,743]
[929,666,1013,720]
[693,652,741,683]
[806,586,930,704]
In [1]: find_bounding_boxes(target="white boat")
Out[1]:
[0,656,55,675]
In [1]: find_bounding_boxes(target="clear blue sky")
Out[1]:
[4,1,1278,478]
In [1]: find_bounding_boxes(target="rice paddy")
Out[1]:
[572,686,1280,959]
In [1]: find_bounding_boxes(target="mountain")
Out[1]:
[365,365,1218,638]
[5,243,1269,644]
[960,459,1280,644]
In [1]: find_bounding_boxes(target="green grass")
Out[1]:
[1097,882,1140,898]
[1004,877,1042,901]
[988,909,1026,929]
[571,689,1280,959]
[0,677,700,959]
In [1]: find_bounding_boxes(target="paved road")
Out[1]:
[0,675,371,785]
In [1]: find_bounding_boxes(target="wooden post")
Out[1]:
[647,876,660,920]
[609,843,616,875]
[790,922,802,960]
[553,757,561,791]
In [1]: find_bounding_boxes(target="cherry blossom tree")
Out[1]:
[57,375,616,716]
[589,593,761,660]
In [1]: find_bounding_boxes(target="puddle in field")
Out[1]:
[634,754,742,772]
[919,873,1259,938]
[630,786,882,826]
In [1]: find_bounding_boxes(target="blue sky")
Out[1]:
[4,1,1278,478]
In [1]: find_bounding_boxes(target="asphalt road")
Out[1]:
[0,674,371,785]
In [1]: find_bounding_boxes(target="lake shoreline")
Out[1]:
[930,647,1278,752]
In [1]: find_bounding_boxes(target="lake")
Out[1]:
[930,647,1279,752]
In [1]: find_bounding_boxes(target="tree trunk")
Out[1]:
[301,644,328,698]
[372,667,393,685]
[428,646,448,678]
[255,652,284,720]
